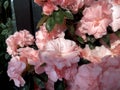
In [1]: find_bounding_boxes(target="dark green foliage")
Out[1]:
[0,0,16,89]
[54,80,66,90]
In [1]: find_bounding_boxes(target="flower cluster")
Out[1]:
[6,0,120,90]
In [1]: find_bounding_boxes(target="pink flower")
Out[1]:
[35,23,66,50]
[72,56,120,90]
[45,64,78,82]
[40,38,80,69]
[17,47,39,65]
[110,1,120,31]
[39,38,80,81]
[43,2,58,15]
[66,0,84,14]
[7,56,26,87]
[6,30,34,55]
[80,45,112,63]
[53,0,84,13]
[76,0,112,39]
[84,0,94,6]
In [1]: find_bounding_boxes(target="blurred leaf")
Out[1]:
[77,36,84,44]
[36,15,49,29]
[1,29,8,35]
[5,54,10,60]
[33,76,45,89]
[3,0,9,10]
[102,34,110,47]
[64,10,74,20]
[54,80,65,90]
[0,23,6,29]
[115,30,120,38]
[54,10,64,24]
[6,18,12,27]
[46,17,55,32]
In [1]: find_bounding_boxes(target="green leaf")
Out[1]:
[0,23,6,29]
[102,34,110,47]
[115,30,120,38]
[87,35,96,43]
[6,18,12,27]
[1,29,8,35]
[36,15,49,29]
[69,25,75,36]
[54,10,64,24]
[46,17,55,32]
[77,36,84,44]
[3,1,9,10]
[5,54,10,60]
[33,76,45,89]
[88,42,95,49]
[64,10,74,20]
[54,80,65,90]
[21,84,30,90]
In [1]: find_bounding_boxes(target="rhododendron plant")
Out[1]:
[6,0,120,90]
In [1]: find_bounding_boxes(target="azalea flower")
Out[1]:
[76,0,112,39]
[7,56,26,87]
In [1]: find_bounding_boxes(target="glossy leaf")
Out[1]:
[102,34,110,47]
[36,15,49,29]
[54,10,64,24]
[46,17,55,32]
[33,76,45,89]
[64,10,74,20]
[77,36,84,44]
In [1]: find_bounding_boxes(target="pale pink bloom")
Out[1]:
[84,0,94,6]
[6,36,18,55]
[17,47,39,65]
[35,23,66,50]
[66,0,84,14]
[7,56,26,87]
[40,38,80,69]
[72,56,120,90]
[6,30,34,55]
[45,64,78,82]
[53,0,84,13]
[43,2,58,15]
[39,38,80,81]
[80,45,112,63]
[113,0,120,4]
[76,0,112,39]
[110,1,120,31]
